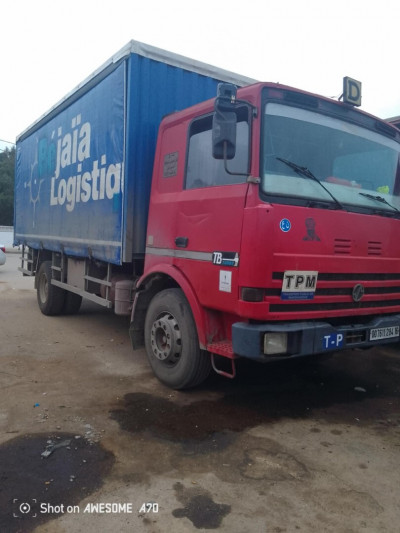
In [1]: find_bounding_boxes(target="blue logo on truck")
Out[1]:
[24,114,123,216]
[280,219,291,232]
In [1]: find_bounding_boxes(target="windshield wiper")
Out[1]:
[358,192,400,213]
[276,157,345,210]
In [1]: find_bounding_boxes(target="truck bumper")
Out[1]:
[232,314,400,362]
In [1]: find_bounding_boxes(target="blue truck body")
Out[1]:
[14,41,254,264]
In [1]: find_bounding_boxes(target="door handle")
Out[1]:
[175,237,188,248]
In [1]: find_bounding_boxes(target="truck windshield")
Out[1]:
[261,103,400,215]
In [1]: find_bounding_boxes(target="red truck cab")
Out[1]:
[130,82,400,389]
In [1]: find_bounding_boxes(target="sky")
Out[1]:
[1,0,399,151]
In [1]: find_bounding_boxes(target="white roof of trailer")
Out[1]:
[17,40,257,141]
[120,40,256,85]
[387,115,400,125]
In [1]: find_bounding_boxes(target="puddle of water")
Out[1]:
[0,433,114,533]
[172,482,231,529]
[110,351,400,451]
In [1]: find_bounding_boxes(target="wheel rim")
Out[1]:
[150,312,182,366]
[39,273,48,304]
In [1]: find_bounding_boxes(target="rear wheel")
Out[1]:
[36,261,65,316]
[144,288,211,389]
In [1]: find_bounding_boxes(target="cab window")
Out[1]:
[185,111,249,189]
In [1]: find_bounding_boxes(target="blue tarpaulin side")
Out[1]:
[14,44,248,265]
[15,63,125,264]
[123,54,225,259]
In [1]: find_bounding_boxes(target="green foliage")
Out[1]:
[0,147,15,225]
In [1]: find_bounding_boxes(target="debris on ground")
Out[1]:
[354,387,367,393]
[41,438,72,458]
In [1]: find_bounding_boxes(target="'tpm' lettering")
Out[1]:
[295,275,304,288]
[305,276,316,289]
[282,271,318,292]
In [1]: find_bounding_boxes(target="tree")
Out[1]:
[0,146,15,225]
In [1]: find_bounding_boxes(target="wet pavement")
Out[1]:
[0,433,114,533]
[1,254,400,532]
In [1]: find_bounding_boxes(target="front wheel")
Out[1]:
[36,261,65,316]
[144,288,211,389]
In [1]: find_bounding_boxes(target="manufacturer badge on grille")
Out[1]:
[352,283,365,302]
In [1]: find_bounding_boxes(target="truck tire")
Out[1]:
[63,292,82,315]
[144,288,211,389]
[37,261,65,316]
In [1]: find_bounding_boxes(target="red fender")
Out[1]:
[134,264,208,349]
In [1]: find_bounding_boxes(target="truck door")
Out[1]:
[173,110,250,312]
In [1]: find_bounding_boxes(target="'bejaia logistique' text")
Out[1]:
[50,114,123,212]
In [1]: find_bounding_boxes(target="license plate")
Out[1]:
[369,326,399,341]
[322,333,344,350]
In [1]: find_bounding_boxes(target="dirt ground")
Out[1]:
[1,253,399,533]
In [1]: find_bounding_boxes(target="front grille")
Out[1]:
[272,272,400,281]
[269,271,400,314]
[270,299,400,312]
[266,286,400,297]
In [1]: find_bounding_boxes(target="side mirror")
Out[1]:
[212,83,237,160]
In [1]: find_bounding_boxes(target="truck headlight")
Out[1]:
[264,333,288,355]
